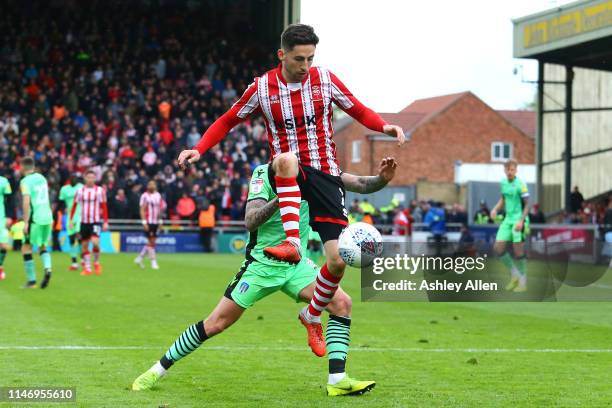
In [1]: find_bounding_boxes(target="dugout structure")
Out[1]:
[513,0,612,215]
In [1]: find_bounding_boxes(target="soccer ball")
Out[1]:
[338,222,383,268]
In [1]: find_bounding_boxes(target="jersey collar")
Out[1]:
[276,63,310,86]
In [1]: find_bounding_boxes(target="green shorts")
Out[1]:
[25,223,52,247]
[0,224,8,245]
[224,256,319,309]
[495,219,529,243]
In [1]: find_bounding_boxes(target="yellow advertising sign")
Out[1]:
[523,0,612,48]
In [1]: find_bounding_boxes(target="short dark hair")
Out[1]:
[281,24,319,51]
[84,169,95,176]
[20,156,34,169]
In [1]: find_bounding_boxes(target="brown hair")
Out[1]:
[20,156,34,169]
[504,159,518,168]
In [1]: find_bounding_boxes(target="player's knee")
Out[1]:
[273,153,298,176]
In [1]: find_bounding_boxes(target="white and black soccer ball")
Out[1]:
[338,222,383,268]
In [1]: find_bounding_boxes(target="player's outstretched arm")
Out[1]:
[244,198,279,232]
[341,157,398,194]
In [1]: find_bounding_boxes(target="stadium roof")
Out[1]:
[513,0,612,71]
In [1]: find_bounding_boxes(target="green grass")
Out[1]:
[1,252,612,407]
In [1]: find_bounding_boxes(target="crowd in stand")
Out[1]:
[349,192,612,233]
[0,0,273,223]
[564,186,611,226]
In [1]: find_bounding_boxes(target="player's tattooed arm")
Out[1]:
[342,157,398,194]
[244,198,279,232]
[342,174,386,194]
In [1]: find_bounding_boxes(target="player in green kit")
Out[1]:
[132,157,397,396]
[0,174,13,280]
[19,157,54,289]
[490,159,530,292]
[58,175,83,271]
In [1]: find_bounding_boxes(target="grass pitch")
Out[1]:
[1,252,611,407]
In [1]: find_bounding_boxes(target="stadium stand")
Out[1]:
[0,0,274,223]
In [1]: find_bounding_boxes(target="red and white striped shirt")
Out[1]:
[71,185,108,224]
[195,65,388,176]
[140,191,165,224]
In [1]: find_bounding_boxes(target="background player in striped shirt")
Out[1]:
[19,157,53,289]
[178,24,405,353]
[132,157,397,396]
[0,174,12,280]
[135,180,166,270]
[58,175,84,271]
[69,170,108,276]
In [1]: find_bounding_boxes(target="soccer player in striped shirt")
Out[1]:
[69,170,108,276]
[178,24,405,352]
[132,157,397,396]
[135,180,166,270]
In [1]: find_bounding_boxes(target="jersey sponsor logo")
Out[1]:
[250,178,264,194]
[276,114,317,131]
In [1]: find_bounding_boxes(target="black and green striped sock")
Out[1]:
[159,321,208,369]
[326,315,351,374]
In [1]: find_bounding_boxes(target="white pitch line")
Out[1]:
[1,345,612,353]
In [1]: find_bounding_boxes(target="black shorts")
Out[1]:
[269,164,348,243]
[80,223,102,240]
[145,224,159,238]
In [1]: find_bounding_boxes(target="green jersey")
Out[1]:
[247,164,310,266]
[20,173,53,225]
[500,176,529,221]
[59,182,83,222]
[0,176,12,221]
